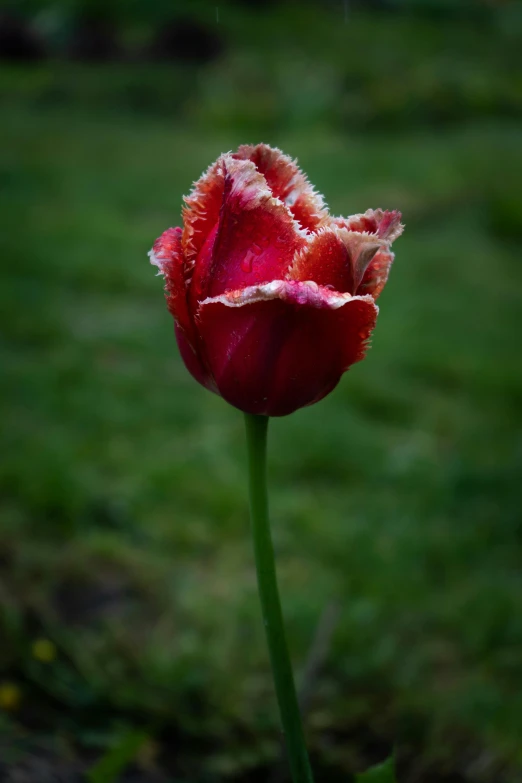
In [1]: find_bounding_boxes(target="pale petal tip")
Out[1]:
[148,247,165,276]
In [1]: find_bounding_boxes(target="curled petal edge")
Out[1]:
[287,226,387,294]
[233,143,329,232]
[149,226,211,385]
[182,152,312,280]
[189,157,309,304]
[199,279,379,313]
[148,226,194,336]
[182,158,225,267]
[220,156,308,239]
[332,209,404,244]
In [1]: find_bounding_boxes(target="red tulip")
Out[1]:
[150,144,403,416]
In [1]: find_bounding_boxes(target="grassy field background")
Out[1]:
[1,2,522,781]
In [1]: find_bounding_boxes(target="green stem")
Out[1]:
[244,413,314,783]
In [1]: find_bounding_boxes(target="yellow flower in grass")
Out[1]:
[32,638,57,663]
[0,681,21,711]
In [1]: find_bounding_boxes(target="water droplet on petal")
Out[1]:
[241,250,255,273]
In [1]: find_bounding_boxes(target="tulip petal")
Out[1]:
[339,230,387,293]
[196,280,378,416]
[332,208,403,242]
[357,247,395,300]
[331,209,403,298]
[182,159,225,267]
[288,227,384,295]
[175,323,216,392]
[287,228,350,290]
[149,227,192,335]
[233,143,328,232]
[149,227,211,383]
[191,157,307,302]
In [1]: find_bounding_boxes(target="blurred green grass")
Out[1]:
[1,2,522,781]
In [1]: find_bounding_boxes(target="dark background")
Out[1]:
[1,0,522,781]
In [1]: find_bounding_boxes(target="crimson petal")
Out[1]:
[149,227,211,384]
[196,281,378,416]
[332,208,403,242]
[331,209,403,298]
[287,229,350,291]
[288,227,384,295]
[234,144,328,233]
[190,157,307,305]
[149,227,193,337]
[357,247,395,300]
[182,159,225,267]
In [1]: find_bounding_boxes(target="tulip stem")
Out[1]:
[244,413,314,783]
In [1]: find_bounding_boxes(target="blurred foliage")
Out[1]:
[86,729,150,783]
[1,1,522,781]
[1,2,522,130]
[357,756,396,782]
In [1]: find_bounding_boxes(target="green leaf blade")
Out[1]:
[356,755,396,782]
[87,729,149,783]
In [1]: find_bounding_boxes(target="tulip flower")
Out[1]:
[149,144,403,417]
[149,144,403,783]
